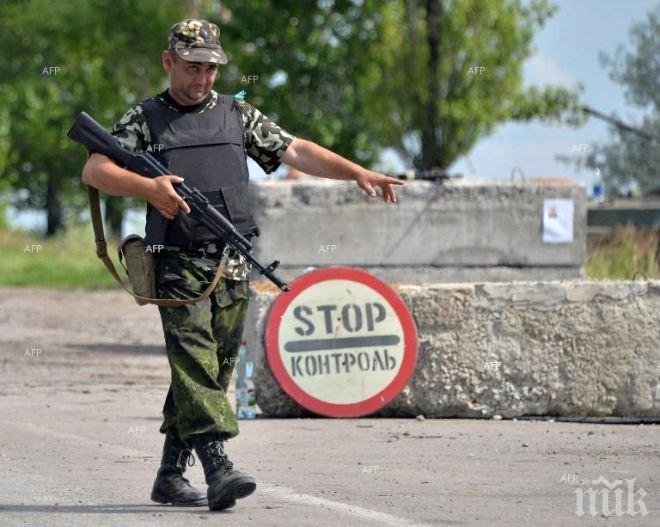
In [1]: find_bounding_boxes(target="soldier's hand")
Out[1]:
[355,170,404,204]
[147,175,191,220]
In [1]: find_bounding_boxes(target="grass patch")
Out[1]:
[1,224,658,288]
[0,224,119,288]
[586,225,660,280]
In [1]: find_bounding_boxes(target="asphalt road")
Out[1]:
[0,287,658,526]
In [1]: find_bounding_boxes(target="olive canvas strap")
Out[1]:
[88,186,226,307]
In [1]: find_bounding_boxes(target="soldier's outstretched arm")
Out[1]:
[280,138,404,204]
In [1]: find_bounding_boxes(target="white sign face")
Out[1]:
[266,267,419,417]
[542,198,574,244]
[277,279,404,405]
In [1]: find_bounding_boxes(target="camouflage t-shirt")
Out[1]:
[110,89,295,174]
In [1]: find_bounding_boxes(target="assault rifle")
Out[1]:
[392,168,461,181]
[67,111,289,292]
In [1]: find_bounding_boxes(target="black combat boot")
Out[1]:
[151,429,208,506]
[192,432,256,511]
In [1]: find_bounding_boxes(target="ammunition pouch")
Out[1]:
[118,235,156,306]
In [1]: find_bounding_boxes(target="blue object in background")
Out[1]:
[592,183,605,202]
[236,340,256,419]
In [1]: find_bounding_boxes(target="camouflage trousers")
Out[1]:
[153,242,252,446]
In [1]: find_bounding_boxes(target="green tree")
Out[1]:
[211,0,582,170]
[588,6,659,194]
[0,0,585,238]
[0,0,189,236]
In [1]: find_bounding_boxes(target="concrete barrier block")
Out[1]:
[247,180,587,273]
[244,279,660,418]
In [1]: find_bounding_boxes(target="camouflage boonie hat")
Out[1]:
[168,19,228,64]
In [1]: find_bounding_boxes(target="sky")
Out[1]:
[447,0,658,191]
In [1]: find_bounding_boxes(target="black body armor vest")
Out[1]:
[140,93,259,248]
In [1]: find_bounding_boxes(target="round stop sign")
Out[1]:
[265,267,418,417]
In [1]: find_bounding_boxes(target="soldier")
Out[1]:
[81,18,403,512]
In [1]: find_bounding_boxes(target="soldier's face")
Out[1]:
[163,51,218,104]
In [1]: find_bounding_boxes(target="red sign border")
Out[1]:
[265,266,418,418]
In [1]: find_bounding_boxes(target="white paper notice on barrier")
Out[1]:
[542,199,574,244]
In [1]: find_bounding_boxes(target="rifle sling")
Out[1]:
[88,186,227,307]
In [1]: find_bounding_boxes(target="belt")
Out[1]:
[162,232,255,257]
[161,241,225,257]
